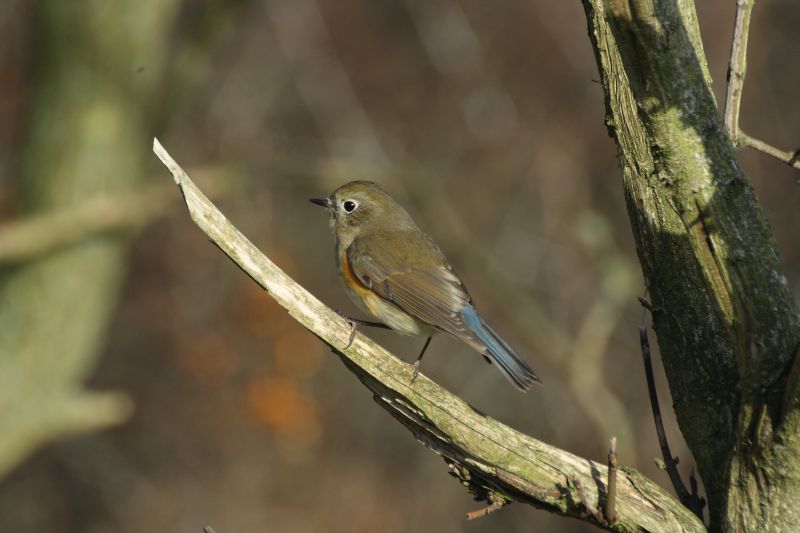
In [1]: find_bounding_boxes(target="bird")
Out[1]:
[310,181,540,391]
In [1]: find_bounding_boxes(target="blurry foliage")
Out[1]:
[0,1,798,532]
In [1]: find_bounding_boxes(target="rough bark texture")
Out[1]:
[581,0,800,530]
[155,140,707,533]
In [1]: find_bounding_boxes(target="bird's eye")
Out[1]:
[343,200,358,213]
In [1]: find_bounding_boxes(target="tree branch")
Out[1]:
[723,0,752,142]
[638,300,705,520]
[572,437,620,528]
[0,0,180,482]
[723,0,800,170]
[153,138,706,532]
[465,500,505,521]
[0,168,231,265]
[738,133,800,170]
[606,437,618,524]
[573,476,606,525]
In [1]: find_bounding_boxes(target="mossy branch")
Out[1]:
[153,138,705,532]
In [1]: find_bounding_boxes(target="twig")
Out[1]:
[723,0,753,141]
[639,298,706,520]
[689,466,701,505]
[637,296,653,312]
[739,134,800,171]
[723,0,800,171]
[606,437,618,523]
[570,438,617,526]
[465,501,505,520]
[203,528,218,533]
[639,315,682,493]
[572,476,605,525]
[152,138,707,533]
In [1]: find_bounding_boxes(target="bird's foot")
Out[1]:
[334,309,358,349]
[334,310,392,348]
[409,336,432,384]
[410,360,421,384]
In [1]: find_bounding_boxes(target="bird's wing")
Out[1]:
[347,232,480,346]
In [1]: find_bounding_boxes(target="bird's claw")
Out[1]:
[345,323,357,348]
[410,360,421,384]
[335,309,357,349]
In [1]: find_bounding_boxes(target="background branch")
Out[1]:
[153,138,706,533]
[638,305,705,520]
[723,0,799,170]
[723,0,752,142]
[738,133,800,170]
[0,171,229,264]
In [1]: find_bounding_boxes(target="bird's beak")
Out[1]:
[309,197,331,208]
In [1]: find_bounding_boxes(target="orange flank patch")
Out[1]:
[338,249,384,319]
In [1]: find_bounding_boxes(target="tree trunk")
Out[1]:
[581,0,800,530]
[0,0,180,477]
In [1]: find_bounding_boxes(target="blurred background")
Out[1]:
[0,1,798,532]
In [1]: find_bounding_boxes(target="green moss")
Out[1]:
[582,0,800,529]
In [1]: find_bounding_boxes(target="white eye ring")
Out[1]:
[342,199,359,213]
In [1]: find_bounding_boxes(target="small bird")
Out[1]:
[310,181,540,391]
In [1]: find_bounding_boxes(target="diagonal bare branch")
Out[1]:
[724,0,799,170]
[153,138,706,532]
[738,133,800,170]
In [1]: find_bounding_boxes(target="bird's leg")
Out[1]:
[411,336,433,383]
[335,309,391,348]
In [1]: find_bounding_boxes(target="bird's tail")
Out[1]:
[462,305,540,392]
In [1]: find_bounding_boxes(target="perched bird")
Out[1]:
[310,181,539,391]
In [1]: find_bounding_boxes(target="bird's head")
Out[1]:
[310,181,413,245]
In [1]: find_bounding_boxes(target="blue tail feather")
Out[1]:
[462,305,540,391]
